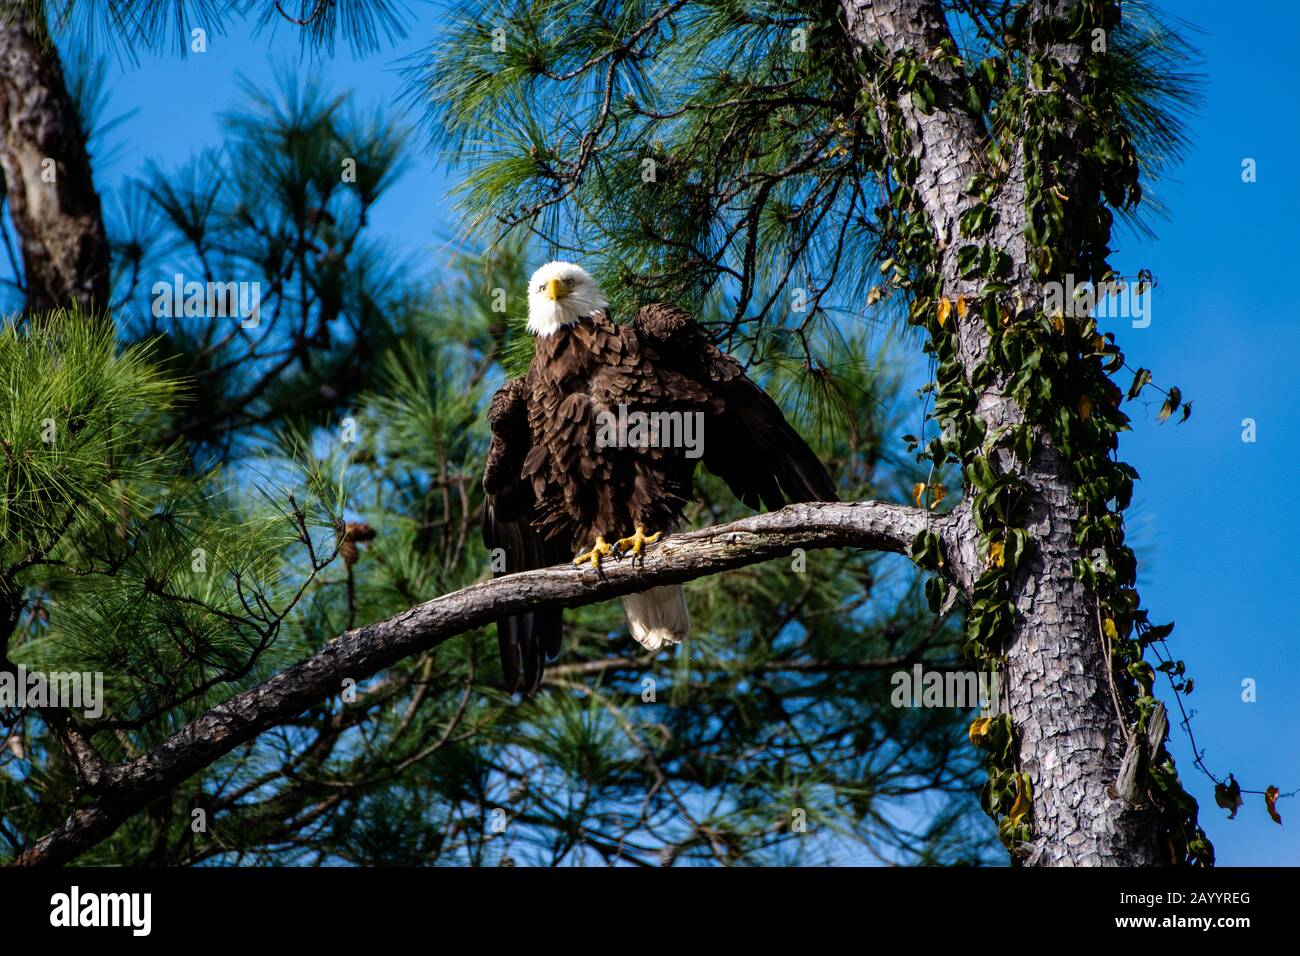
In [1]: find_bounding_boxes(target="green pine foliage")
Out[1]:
[0,314,346,849]
[107,71,414,460]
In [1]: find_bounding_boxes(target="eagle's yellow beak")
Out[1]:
[546,277,567,301]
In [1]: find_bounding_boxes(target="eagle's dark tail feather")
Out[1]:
[483,502,565,695]
[497,607,562,696]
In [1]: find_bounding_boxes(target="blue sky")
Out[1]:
[1096,0,1300,865]
[31,1,1300,865]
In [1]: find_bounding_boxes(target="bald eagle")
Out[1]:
[482,261,837,694]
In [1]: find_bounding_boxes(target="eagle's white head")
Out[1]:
[526,261,608,337]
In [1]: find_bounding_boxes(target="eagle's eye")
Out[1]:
[564,277,576,288]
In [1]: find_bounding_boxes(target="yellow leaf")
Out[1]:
[1266,786,1283,825]
[956,296,968,318]
[1078,394,1093,420]
[988,540,1005,568]
[867,286,884,305]
[1050,311,1065,335]
[1008,774,1032,825]
[1103,618,1119,641]
[1051,186,1070,201]
[937,296,952,328]
[930,484,946,509]
[913,482,926,508]
[968,716,993,746]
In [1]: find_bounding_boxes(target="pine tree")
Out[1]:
[1,6,992,865]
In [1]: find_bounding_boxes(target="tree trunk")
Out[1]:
[0,4,109,313]
[839,0,1166,864]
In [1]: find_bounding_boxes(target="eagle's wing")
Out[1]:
[634,303,838,508]
[482,376,566,694]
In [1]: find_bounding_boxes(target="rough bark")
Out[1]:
[0,4,110,313]
[14,499,940,866]
[839,0,1166,864]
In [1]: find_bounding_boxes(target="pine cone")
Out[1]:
[336,521,377,566]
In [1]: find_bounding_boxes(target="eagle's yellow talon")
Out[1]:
[573,536,613,569]
[614,526,661,558]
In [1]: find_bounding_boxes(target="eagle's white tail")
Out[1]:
[621,585,689,652]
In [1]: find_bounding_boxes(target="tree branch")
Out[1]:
[13,499,948,866]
